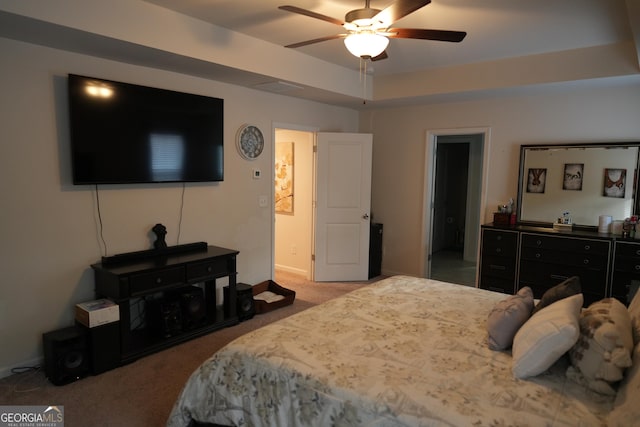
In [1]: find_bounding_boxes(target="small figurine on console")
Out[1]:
[152,223,168,250]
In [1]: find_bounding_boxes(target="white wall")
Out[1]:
[0,37,358,376]
[361,82,640,277]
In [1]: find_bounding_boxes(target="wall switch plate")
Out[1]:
[253,169,261,179]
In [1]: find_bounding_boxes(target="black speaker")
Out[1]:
[225,283,255,322]
[76,321,120,375]
[176,286,207,330]
[147,298,182,338]
[43,326,89,386]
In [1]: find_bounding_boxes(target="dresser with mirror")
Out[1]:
[480,142,640,306]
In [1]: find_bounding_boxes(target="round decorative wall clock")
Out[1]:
[236,124,264,160]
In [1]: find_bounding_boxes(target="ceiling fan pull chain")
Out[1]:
[361,58,368,104]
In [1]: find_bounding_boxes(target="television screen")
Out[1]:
[68,74,224,184]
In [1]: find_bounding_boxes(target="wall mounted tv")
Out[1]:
[68,74,224,185]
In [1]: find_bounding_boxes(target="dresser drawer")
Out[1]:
[481,255,517,279]
[614,241,640,276]
[129,266,185,296]
[521,233,609,255]
[613,256,640,274]
[520,246,609,270]
[615,241,640,257]
[479,276,515,294]
[519,259,607,294]
[482,229,518,257]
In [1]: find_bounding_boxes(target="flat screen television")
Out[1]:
[68,74,224,185]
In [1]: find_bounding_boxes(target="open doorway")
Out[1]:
[423,129,489,286]
[431,137,474,285]
[273,127,315,280]
[273,127,373,282]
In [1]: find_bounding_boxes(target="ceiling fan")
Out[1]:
[278,0,466,61]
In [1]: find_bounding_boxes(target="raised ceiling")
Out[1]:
[145,0,635,75]
[0,0,638,108]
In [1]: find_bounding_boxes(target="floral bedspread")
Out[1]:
[167,275,614,427]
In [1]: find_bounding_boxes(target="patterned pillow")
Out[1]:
[608,343,640,426]
[487,287,534,350]
[512,293,583,379]
[568,298,633,395]
[532,276,582,315]
[628,288,640,345]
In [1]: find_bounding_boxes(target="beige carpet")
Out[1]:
[0,271,381,427]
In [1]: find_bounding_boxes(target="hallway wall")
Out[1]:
[274,129,314,277]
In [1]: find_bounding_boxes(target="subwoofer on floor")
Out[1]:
[43,326,89,386]
[176,286,207,330]
[76,321,120,375]
[224,283,255,322]
[147,298,182,338]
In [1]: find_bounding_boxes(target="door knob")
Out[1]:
[363,213,369,220]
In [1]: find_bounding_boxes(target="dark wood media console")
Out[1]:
[92,244,239,364]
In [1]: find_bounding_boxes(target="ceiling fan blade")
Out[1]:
[387,28,467,42]
[374,0,431,26]
[279,5,344,26]
[371,51,389,61]
[284,34,346,49]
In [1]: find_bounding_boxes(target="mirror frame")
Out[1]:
[516,142,640,229]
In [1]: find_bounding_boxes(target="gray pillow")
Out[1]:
[487,286,534,350]
[532,276,582,315]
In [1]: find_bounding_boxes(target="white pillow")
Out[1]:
[512,293,583,379]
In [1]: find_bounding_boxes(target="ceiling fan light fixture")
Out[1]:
[344,33,389,58]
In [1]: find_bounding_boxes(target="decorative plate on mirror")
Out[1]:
[236,124,264,160]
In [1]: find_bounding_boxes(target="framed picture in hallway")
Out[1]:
[275,141,294,213]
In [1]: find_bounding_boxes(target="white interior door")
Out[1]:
[314,132,372,281]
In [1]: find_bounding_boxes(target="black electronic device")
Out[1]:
[169,286,207,330]
[43,326,89,386]
[147,298,182,338]
[76,321,121,375]
[225,283,255,321]
[68,74,224,185]
[369,223,383,278]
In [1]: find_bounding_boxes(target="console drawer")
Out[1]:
[129,267,185,296]
[186,258,228,282]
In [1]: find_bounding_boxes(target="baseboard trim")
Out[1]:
[0,356,43,379]
[274,264,307,277]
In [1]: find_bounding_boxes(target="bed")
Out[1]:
[167,275,640,427]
